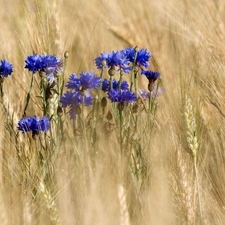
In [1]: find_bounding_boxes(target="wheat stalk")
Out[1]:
[184,95,199,158]
[39,180,60,225]
[0,186,8,225]
[184,95,203,224]
[118,184,130,225]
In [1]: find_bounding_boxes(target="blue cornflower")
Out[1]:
[66,72,101,91]
[25,54,43,73]
[66,74,80,90]
[141,70,160,81]
[109,50,131,73]
[126,47,151,68]
[42,55,63,83]
[60,90,93,119]
[80,72,101,90]
[95,52,111,69]
[0,59,13,78]
[25,54,63,83]
[108,89,136,103]
[41,55,62,70]
[60,91,82,108]
[18,116,50,134]
[95,50,131,73]
[102,79,129,92]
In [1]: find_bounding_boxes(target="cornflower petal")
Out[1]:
[0,59,13,77]
[66,74,81,90]
[18,116,50,133]
[108,89,136,103]
[141,70,160,81]
[80,71,101,90]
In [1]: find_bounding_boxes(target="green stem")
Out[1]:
[60,53,68,97]
[110,75,113,90]
[23,73,35,118]
[119,108,123,155]
[148,92,152,128]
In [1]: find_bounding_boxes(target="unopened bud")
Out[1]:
[64,51,69,58]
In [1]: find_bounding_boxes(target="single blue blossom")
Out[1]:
[141,70,160,81]
[25,54,43,73]
[66,72,101,91]
[109,50,131,73]
[25,54,63,83]
[66,74,81,90]
[60,91,82,108]
[95,52,111,69]
[41,55,62,71]
[108,89,136,103]
[126,47,151,68]
[95,50,131,73]
[0,59,13,78]
[60,90,93,119]
[79,71,101,90]
[18,116,50,134]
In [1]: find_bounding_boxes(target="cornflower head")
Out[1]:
[95,50,131,74]
[18,115,50,139]
[108,89,136,103]
[141,70,160,91]
[60,90,93,119]
[66,72,101,91]
[0,59,13,80]
[102,78,129,92]
[25,54,63,83]
[125,47,151,68]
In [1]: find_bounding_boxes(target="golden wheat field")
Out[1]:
[0,0,225,224]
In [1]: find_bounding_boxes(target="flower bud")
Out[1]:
[101,97,107,108]
[148,81,155,92]
[64,51,69,58]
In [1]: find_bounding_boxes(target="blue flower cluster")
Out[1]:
[60,71,101,119]
[95,47,151,73]
[66,72,101,91]
[18,115,50,134]
[0,59,13,78]
[101,78,136,104]
[25,54,63,83]
[108,89,136,103]
[59,47,160,119]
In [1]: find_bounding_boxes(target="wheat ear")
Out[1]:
[39,180,60,225]
[118,184,130,225]
[184,95,203,224]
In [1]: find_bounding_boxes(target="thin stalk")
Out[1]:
[130,47,138,92]
[40,76,47,116]
[148,92,152,128]
[110,75,113,90]
[134,71,137,96]
[118,70,123,92]
[193,156,203,224]
[23,73,35,118]
[60,52,69,97]
[119,108,123,155]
